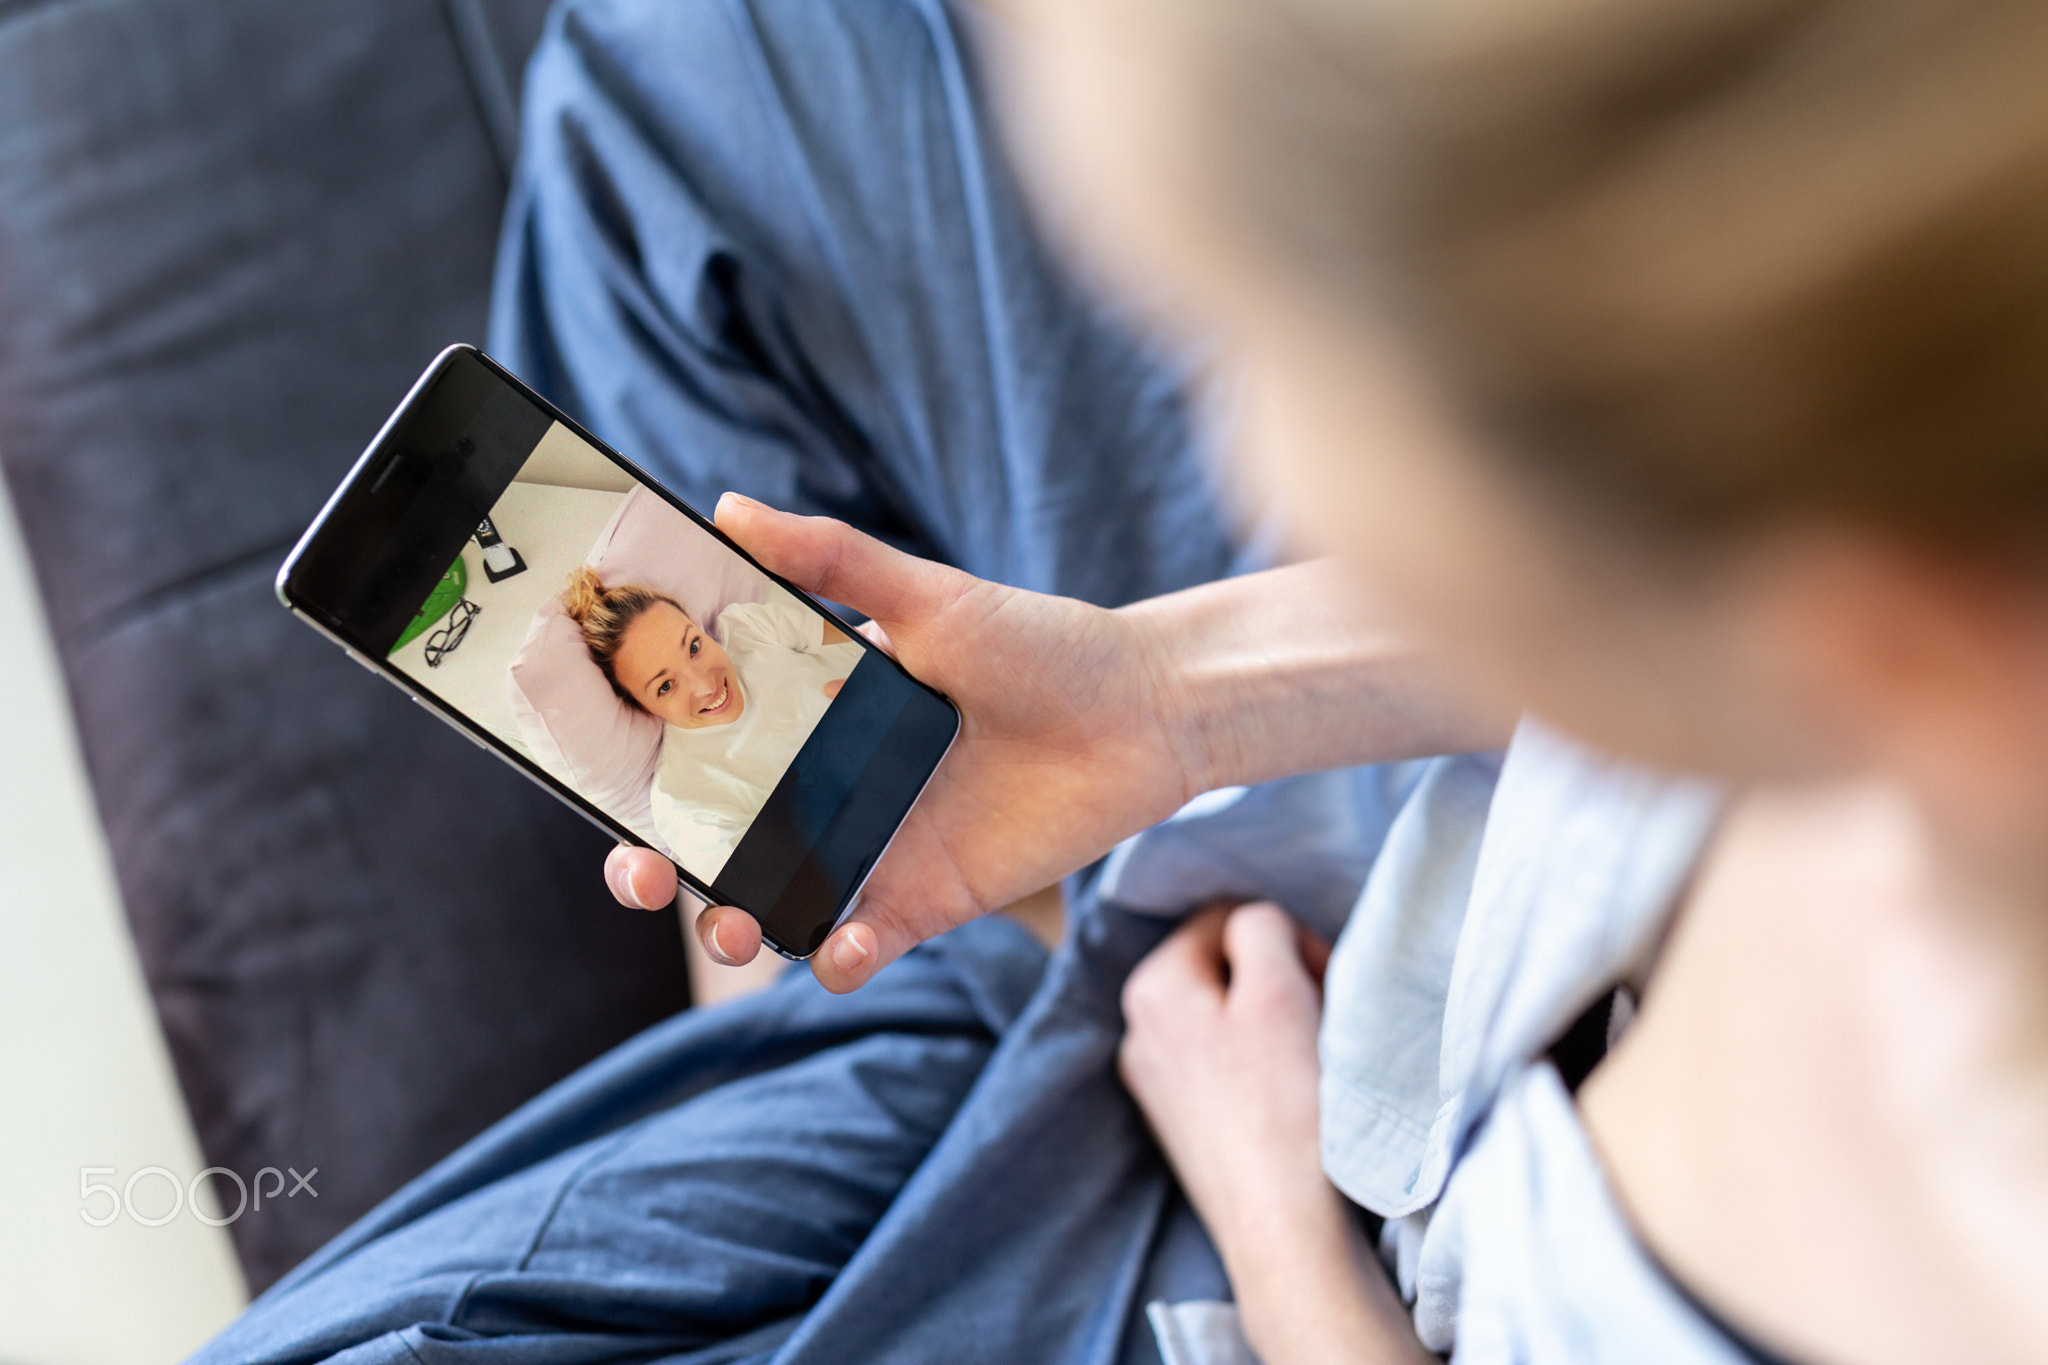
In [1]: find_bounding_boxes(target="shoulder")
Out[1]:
[717,598,815,648]
[714,601,770,635]
[1320,725,1722,1214]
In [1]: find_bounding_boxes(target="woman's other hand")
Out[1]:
[1119,903,1433,1365]
[822,677,845,701]
[605,493,1201,992]
[1118,903,1332,1262]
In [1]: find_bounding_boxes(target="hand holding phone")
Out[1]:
[610,494,1205,992]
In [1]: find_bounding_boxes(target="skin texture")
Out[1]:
[596,6,2048,1363]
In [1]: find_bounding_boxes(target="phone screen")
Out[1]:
[281,348,958,956]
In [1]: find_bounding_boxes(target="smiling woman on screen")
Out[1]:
[562,565,863,880]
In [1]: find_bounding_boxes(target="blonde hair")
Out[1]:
[561,566,686,708]
[1180,0,2048,555]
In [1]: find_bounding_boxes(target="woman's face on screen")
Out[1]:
[613,601,745,729]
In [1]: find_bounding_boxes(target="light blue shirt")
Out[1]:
[1102,723,1745,1363]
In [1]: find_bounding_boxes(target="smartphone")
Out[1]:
[278,345,959,958]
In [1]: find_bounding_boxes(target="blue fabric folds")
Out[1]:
[195,0,1262,1360]
[487,0,1249,605]
[192,907,1244,1365]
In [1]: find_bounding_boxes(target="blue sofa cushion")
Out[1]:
[0,0,689,1291]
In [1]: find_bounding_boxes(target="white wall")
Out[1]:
[512,422,636,493]
[0,476,246,1362]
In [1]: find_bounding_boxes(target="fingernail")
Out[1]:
[829,928,871,976]
[716,491,761,516]
[610,862,646,910]
[708,919,738,965]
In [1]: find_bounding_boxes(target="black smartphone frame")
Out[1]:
[277,344,959,959]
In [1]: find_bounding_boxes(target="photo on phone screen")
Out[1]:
[280,348,958,956]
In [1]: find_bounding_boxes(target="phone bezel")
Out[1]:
[276,343,959,959]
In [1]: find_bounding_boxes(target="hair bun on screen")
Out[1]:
[506,484,770,848]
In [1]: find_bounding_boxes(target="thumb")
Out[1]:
[1221,902,1314,994]
[714,493,964,629]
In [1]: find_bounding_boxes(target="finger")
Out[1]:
[811,917,886,993]
[808,878,954,992]
[1221,901,1314,990]
[714,493,966,628]
[1141,904,1234,996]
[1168,901,1233,970]
[606,845,678,911]
[1120,904,1231,1035]
[695,903,763,966]
[855,618,896,657]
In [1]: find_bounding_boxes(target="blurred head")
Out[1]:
[561,567,744,729]
[995,0,2048,862]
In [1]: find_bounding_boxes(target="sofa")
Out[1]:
[0,0,691,1292]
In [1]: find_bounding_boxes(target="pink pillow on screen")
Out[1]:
[505,485,769,839]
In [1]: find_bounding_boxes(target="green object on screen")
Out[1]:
[390,556,468,655]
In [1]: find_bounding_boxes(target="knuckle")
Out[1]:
[1242,900,1289,931]
[1115,1033,1160,1097]
[1119,972,1151,1025]
[1120,962,1170,1024]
